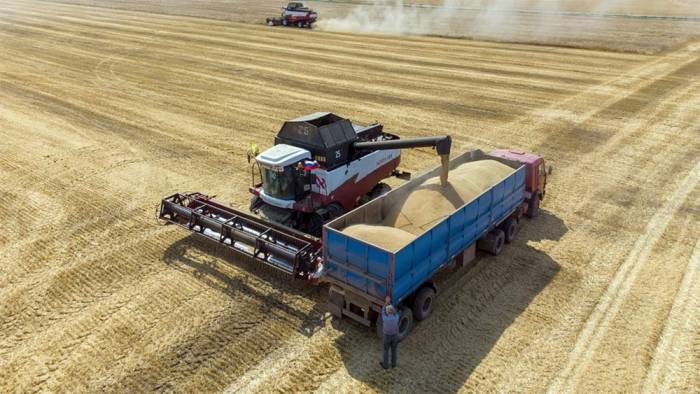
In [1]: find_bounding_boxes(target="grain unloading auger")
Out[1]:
[159,113,451,280]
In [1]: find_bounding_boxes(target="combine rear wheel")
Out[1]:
[327,203,345,221]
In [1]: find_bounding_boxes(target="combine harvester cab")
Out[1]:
[322,149,548,340]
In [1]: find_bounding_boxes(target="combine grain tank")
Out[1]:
[322,149,548,339]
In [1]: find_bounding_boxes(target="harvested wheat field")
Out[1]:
[1,0,699,392]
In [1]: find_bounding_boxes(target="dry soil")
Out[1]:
[1,1,699,393]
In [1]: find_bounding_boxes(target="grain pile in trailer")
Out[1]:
[342,160,514,248]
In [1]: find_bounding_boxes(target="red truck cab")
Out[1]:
[489,149,548,217]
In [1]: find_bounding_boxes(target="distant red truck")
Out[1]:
[266,2,318,28]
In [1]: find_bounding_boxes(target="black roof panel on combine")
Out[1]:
[276,112,358,169]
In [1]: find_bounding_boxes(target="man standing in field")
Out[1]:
[380,296,399,369]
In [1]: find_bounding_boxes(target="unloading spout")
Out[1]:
[440,154,449,186]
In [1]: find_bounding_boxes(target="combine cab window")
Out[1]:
[262,166,295,200]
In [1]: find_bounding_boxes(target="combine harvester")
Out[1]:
[159,113,549,338]
[266,2,318,28]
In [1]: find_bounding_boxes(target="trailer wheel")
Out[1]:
[412,287,435,321]
[477,228,505,255]
[502,218,517,244]
[492,229,505,255]
[397,306,413,341]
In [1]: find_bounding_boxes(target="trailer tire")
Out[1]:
[492,229,505,255]
[397,306,413,341]
[502,218,517,244]
[412,287,435,321]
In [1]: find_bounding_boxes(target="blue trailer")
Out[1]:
[322,149,548,339]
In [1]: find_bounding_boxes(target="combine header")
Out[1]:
[159,193,323,278]
[266,2,318,28]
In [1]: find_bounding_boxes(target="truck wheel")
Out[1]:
[397,305,413,341]
[297,21,304,28]
[526,195,540,218]
[502,218,517,244]
[412,287,435,321]
[282,19,288,26]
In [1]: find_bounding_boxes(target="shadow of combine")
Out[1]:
[163,235,328,337]
[329,209,568,392]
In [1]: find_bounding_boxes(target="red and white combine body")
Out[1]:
[249,113,451,235]
[266,2,318,28]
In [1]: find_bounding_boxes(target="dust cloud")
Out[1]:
[317,0,700,44]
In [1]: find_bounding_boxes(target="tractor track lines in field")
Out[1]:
[643,238,700,393]
[547,159,700,393]
[1,1,699,391]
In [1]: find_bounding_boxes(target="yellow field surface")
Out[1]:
[0,0,699,392]
[52,0,700,53]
